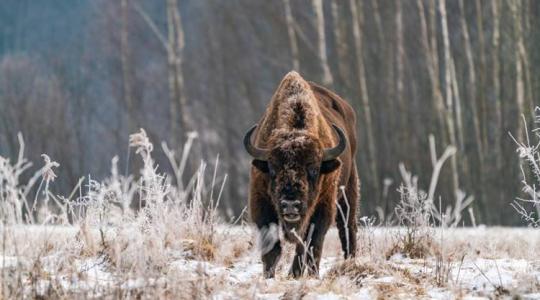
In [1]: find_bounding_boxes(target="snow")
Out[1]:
[453,258,530,292]
[428,288,453,300]
[0,255,28,268]
[4,226,540,298]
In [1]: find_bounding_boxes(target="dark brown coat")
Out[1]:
[244,71,359,278]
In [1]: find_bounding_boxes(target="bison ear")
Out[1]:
[252,159,270,173]
[320,159,341,174]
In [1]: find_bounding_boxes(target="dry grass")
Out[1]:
[2,113,540,298]
[0,129,236,298]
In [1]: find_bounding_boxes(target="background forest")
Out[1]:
[0,0,538,225]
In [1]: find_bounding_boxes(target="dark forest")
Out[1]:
[0,0,539,225]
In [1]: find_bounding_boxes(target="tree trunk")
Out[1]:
[474,0,488,148]
[166,0,179,142]
[331,1,348,85]
[166,0,189,144]
[417,0,446,144]
[514,0,534,120]
[458,0,483,157]
[120,0,134,130]
[349,0,379,207]
[491,0,502,169]
[171,0,189,133]
[439,0,460,202]
[283,0,300,71]
[395,0,407,154]
[511,0,525,143]
[312,0,333,86]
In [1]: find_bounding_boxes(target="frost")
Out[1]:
[3,129,540,298]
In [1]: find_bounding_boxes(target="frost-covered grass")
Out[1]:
[3,225,540,299]
[511,107,540,228]
[2,116,540,299]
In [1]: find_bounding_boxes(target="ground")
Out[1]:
[2,225,540,299]
[2,127,540,299]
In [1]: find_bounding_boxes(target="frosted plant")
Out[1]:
[398,135,472,228]
[0,134,63,224]
[511,107,540,227]
[34,154,60,223]
[40,154,59,182]
[392,135,473,260]
[395,184,431,230]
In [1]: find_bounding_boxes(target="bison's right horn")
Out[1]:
[243,125,269,160]
[323,124,347,161]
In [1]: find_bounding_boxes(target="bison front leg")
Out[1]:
[251,193,282,278]
[289,202,333,278]
[259,222,282,279]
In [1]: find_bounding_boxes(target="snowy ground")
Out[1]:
[3,225,540,299]
[3,119,540,298]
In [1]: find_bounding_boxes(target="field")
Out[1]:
[3,1,540,298]
[3,225,540,299]
[2,128,540,299]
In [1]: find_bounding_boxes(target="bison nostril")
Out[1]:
[280,200,301,215]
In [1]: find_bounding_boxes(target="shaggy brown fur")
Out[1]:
[246,71,360,278]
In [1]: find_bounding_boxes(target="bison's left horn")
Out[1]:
[243,125,269,160]
[323,124,347,161]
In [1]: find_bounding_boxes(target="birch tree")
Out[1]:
[350,0,379,201]
[425,0,447,143]
[395,0,407,151]
[474,0,488,148]
[167,0,190,140]
[133,0,190,144]
[283,0,300,71]
[120,0,134,130]
[312,0,333,86]
[439,0,460,201]
[458,0,483,158]
[331,1,348,84]
[490,0,502,168]
[511,0,525,143]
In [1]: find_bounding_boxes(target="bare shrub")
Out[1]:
[511,108,540,227]
[0,129,228,298]
[390,135,473,264]
[0,134,61,225]
[389,184,436,259]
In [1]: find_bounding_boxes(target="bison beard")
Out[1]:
[244,71,360,278]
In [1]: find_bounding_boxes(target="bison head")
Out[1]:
[244,124,346,228]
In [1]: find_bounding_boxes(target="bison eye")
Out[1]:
[307,167,318,181]
[268,166,277,179]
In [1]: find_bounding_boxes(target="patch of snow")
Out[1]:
[373,276,395,283]
[0,255,28,268]
[428,288,454,300]
[319,256,341,276]
[307,292,345,300]
[351,288,373,300]
[252,293,282,300]
[523,293,540,300]
[227,260,262,283]
[453,258,529,293]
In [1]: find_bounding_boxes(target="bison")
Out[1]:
[243,71,359,278]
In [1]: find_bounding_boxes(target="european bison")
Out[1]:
[244,71,359,278]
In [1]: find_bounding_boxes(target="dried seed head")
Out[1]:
[129,128,153,154]
[41,154,60,182]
